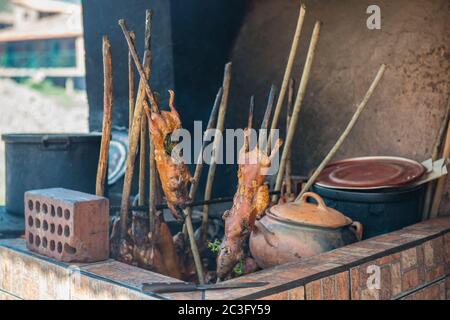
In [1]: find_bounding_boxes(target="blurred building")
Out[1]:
[0,0,84,89]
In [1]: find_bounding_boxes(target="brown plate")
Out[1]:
[315,156,426,190]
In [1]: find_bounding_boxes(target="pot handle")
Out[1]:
[253,220,276,247]
[299,192,328,211]
[349,221,363,241]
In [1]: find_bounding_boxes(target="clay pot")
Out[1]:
[249,192,363,269]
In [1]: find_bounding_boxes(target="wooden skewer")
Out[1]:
[273,21,322,203]
[128,32,136,129]
[139,112,147,206]
[262,85,276,130]
[96,36,113,197]
[422,97,450,220]
[119,19,159,114]
[119,11,152,239]
[183,87,223,240]
[295,64,387,201]
[285,78,295,195]
[245,95,255,152]
[148,127,157,232]
[183,88,222,226]
[261,85,276,154]
[429,97,450,219]
[200,62,232,240]
[269,2,306,148]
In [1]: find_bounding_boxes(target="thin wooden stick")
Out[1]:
[178,88,222,286]
[128,32,136,129]
[119,11,152,238]
[422,97,450,220]
[139,111,147,206]
[182,87,223,235]
[96,36,113,197]
[429,98,450,219]
[200,62,232,240]
[269,2,306,148]
[261,85,276,154]
[148,126,157,232]
[273,21,322,203]
[245,95,255,152]
[285,78,295,195]
[119,19,159,113]
[295,64,387,201]
[262,85,276,130]
[185,87,223,208]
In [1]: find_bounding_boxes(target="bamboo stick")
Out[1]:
[262,85,276,130]
[182,87,223,235]
[179,89,222,285]
[148,129,156,232]
[200,62,232,239]
[260,86,276,155]
[269,2,306,149]
[429,98,450,219]
[174,91,223,283]
[285,78,295,195]
[295,64,387,201]
[96,36,113,197]
[139,112,147,206]
[273,21,322,203]
[119,11,152,239]
[119,19,159,113]
[128,32,136,129]
[245,95,255,151]
[422,97,450,220]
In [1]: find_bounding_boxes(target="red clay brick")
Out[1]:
[425,265,445,283]
[322,276,335,300]
[402,268,420,291]
[380,266,392,299]
[260,291,289,300]
[287,287,305,300]
[335,272,350,300]
[432,237,444,264]
[403,281,446,300]
[423,241,434,267]
[350,268,360,300]
[360,287,380,300]
[401,248,417,270]
[25,188,109,263]
[305,279,322,300]
[391,262,402,297]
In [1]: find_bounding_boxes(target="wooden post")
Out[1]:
[119,11,152,239]
[96,36,113,197]
[430,99,450,218]
[200,63,232,238]
[128,32,136,130]
[273,21,322,203]
[295,64,387,201]
[269,2,306,148]
[422,97,450,220]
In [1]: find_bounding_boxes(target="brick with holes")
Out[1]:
[24,188,109,262]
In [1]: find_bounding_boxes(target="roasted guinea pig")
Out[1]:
[216,132,282,280]
[145,90,193,219]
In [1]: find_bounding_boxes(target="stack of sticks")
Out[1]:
[95,2,388,283]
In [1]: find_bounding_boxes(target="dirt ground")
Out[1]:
[0,79,89,205]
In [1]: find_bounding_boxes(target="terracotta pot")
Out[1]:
[249,192,363,269]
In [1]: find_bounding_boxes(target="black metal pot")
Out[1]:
[312,184,426,239]
[2,133,102,216]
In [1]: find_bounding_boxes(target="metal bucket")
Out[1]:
[2,133,102,216]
